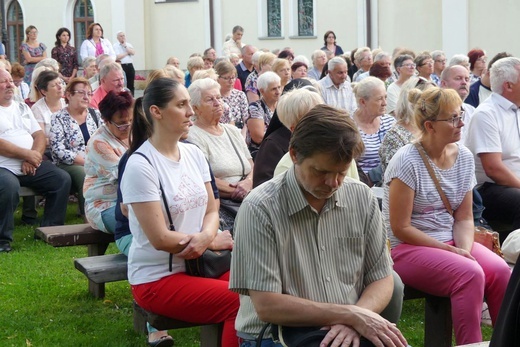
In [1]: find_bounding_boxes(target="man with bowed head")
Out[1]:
[230,105,407,347]
[89,62,126,109]
[318,57,357,115]
[0,68,71,253]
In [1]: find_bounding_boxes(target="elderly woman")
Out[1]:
[84,91,132,234]
[20,25,47,84]
[245,52,276,103]
[50,78,102,218]
[215,60,248,127]
[449,54,470,70]
[386,54,416,114]
[271,58,291,89]
[352,76,396,185]
[31,70,67,156]
[383,87,511,345]
[82,57,97,80]
[80,23,116,61]
[51,27,78,83]
[379,77,435,174]
[308,49,328,80]
[245,71,281,155]
[468,48,487,84]
[187,78,253,226]
[291,61,308,79]
[121,77,238,347]
[414,52,434,81]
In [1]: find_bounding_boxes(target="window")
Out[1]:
[267,0,282,37]
[7,0,23,63]
[73,0,94,55]
[297,0,314,36]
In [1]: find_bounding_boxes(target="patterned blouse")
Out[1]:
[378,123,415,175]
[221,89,249,126]
[245,71,259,97]
[50,107,102,165]
[20,42,47,84]
[245,99,273,149]
[84,125,128,232]
[51,44,79,78]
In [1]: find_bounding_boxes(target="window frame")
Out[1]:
[73,0,94,58]
[6,0,23,63]
[288,0,316,38]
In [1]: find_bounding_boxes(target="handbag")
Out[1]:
[257,323,329,347]
[133,152,232,277]
[414,142,504,258]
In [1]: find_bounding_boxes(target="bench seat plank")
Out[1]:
[74,253,128,284]
[35,224,114,248]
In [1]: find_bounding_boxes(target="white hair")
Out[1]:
[257,71,281,91]
[490,57,520,95]
[327,56,347,71]
[293,55,310,67]
[188,77,221,107]
[448,54,469,67]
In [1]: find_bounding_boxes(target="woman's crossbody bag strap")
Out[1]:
[223,126,246,179]
[133,152,176,271]
[413,142,454,215]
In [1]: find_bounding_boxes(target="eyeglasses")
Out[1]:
[72,90,93,97]
[419,60,434,66]
[203,96,223,105]
[435,59,447,64]
[401,63,416,68]
[110,120,132,131]
[432,111,465,127]
[219,76,236,82]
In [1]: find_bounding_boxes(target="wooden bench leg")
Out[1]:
[133,302,149,334]
[424,296,452,347]
[88,280,105,299]
[200,324,222,347]
[88,242,110,257]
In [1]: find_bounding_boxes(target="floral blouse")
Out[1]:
[84,125,128,232]
[245,99,273,149]
[51,44,79,78]
[244,71,259,97]
[50,107,102,165]
[221,89,249,125]
[379,123,415,175]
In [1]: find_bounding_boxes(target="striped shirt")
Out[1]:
[382,143,476,248]
[317,74,357,115]
[357,114,396,173]
[230,166,392,337]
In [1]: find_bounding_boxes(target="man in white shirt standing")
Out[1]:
[0,68,71,252]
[465,57,520,241]
[113,31,135,95]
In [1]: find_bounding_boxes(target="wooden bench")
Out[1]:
[133,301,222,347]
[404,286,452,347]
[74,253,128,299]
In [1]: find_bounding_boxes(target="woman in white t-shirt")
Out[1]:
[120,78,238,347]
[383,87,510,346]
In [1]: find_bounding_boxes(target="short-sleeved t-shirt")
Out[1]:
[121,140,211,285]
[383,143,476,248]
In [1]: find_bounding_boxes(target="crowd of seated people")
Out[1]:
[3,22,520,346]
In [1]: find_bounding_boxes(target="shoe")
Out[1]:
[0,242,12,253]
[148,335,174,347]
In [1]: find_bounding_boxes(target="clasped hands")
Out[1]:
[22,149,42,176]
[229,178,252,201]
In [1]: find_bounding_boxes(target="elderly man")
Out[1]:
[318,57,357,114]
[430,50,446,85]
[230,105,407,347]
[222,25,245,58]
[352,47,373,82]
[113,31,135,95]
[89,62,126,109]
[465,57,520,241]
[356,51,392,82]
[0,68,71,252]
[236,45,257,92]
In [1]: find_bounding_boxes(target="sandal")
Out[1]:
[148,335,174,347]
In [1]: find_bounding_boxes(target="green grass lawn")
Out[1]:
[0,202,493,346]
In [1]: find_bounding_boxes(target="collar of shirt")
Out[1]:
[322,74,345,90]
[491,92,518,112]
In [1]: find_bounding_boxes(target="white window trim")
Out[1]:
[257,0,284,39]
[288,0,317,38]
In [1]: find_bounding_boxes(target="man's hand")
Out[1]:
[349,307,407,347]
[24,149,42,167]
[320,324,360,347]
[21,161,38,176]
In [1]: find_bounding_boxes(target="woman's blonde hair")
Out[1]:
[409,87,462,133]
[277,88,324,130]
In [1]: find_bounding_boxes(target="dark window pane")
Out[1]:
[298,0,314,36]
[7,1,23,63]
[267,0,281,37]
[75,0,85,17]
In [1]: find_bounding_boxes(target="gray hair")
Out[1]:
[82,56,96,70]
[327,56,347,72]
[449,54,469,67]
[35,58,59,72]
[354,47,371,63]
[277,88,324,129]
[257,71,281,91]
[293,55,310,67]
[353,76,385,101]
[490,57,520,95]
[431,50,445,61]
[188,77,221,107]
[374,51,391,62]
[311,49,326,65]
[99,62,123,80]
